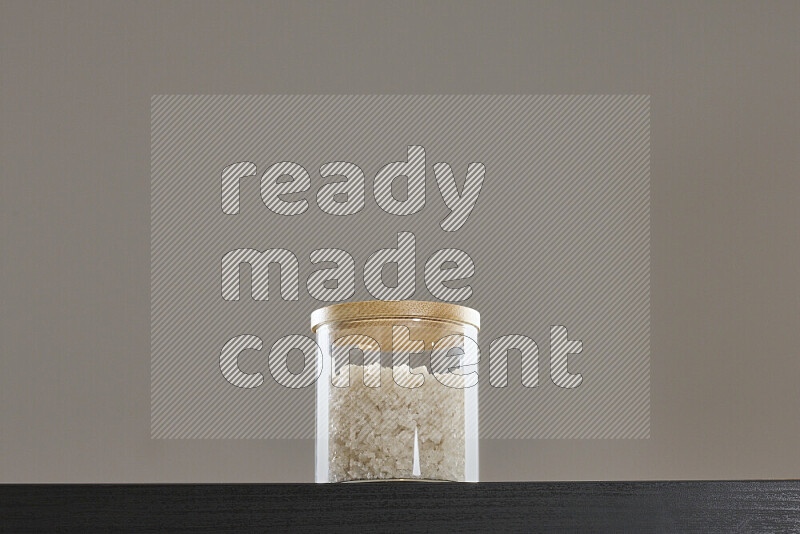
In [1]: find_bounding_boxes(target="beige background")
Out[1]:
[1,0,798,482]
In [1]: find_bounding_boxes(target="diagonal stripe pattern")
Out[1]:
[151,95,650,440]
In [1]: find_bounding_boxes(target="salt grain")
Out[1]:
[328,362,466,482]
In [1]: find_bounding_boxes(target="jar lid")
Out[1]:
[310,300,480,332]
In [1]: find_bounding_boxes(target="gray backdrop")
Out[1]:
[1,0,798,482]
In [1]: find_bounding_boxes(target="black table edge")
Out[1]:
[2,481,799,532]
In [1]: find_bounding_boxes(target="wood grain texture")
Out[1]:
[310,299,481,332]
[2,481,799,532]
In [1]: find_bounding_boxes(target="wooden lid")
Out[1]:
[310,300,480,332]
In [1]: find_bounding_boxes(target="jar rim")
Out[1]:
[310,300,480,332]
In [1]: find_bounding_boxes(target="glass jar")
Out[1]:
[312,300,480,483]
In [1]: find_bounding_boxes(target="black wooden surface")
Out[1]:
[2,481,799,533]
